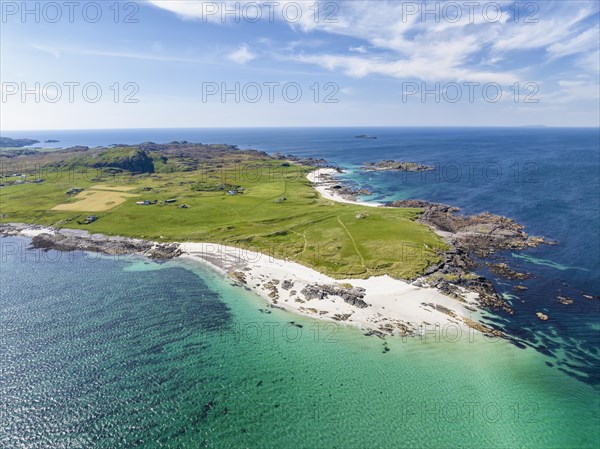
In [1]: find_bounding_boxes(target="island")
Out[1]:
[355,134,377,139]
[362,160,434,171]
[44,139,60,143]
[0,141,556,338]
[0,137,40,147]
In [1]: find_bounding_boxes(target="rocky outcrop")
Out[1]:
[385,200,552,257]
[300,284,368,308]
[92,148,155,174]
[536,312,549,321]
[362,160,433,172]
[384,199,555,314]
[273,153,333,168]
[486,263,531,280]
[557,295,574,305]
[0,223,181,260]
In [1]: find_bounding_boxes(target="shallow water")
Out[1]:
[3,127,599,447]
[1,236,599,448]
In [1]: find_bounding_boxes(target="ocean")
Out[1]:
[1,127,599,448]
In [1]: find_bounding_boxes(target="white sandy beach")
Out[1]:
[306,168,383,208]
[4,171,486,336]
[179,241,480,336]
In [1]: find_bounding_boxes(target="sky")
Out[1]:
[1,0,599,130]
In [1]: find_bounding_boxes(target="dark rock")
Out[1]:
[486,263,531,280]
[557,295,574,305]
[362,160,433,171]
[300,283,368,308]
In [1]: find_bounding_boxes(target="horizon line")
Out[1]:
[2,125,599,134]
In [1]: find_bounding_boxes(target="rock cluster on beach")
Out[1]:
[300,284,368,308]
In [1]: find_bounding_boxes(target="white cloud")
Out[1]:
[148,1,600,85]
[349,45,367,54]
[228,44,256,64]
[30,44,206,64]
[548,28,600,59]
[543,78,600,104]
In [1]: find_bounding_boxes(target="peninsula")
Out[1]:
[0,142,549,337]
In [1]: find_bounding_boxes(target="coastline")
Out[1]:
[179,242,481,336]
[0,222,485,337]
[3,163,553,339]
[0,160,558,338]
[306,168,382,207]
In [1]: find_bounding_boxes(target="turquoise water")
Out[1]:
[10,127,599,387]
[1,236,599,448]
[3,127,599,447]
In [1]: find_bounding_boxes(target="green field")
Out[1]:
[0,154,445,279]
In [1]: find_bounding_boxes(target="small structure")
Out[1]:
[78,215,98,225]
[66,187,83,195]
[228,190,237,195]
[274,196,287,203]
[179,204,189,209]
[136,200,151,205]
[164,199,177,203]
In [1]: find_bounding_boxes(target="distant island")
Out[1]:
[355,134,377,139]
[45,140,60,143]
[0,137,40,148]
[362,160,434,172]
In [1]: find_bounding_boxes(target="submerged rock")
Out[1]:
[486,263,531,280]
[557,295,574,305]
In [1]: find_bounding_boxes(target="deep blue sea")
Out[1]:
[2,127,599,447]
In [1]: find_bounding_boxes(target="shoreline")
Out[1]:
[0,222,488,337]
[306,168,382,207]
[179,242,481,336]
[0,164,551,338]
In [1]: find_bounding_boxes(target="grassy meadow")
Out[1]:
[0,154,445,279]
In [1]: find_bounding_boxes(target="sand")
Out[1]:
[306,168,383,208]
[180,242,480,336]
[176,169,483,335]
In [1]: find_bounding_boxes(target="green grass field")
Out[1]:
[0,160,445,279]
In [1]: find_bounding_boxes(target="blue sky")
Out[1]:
[1,0,599,130]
